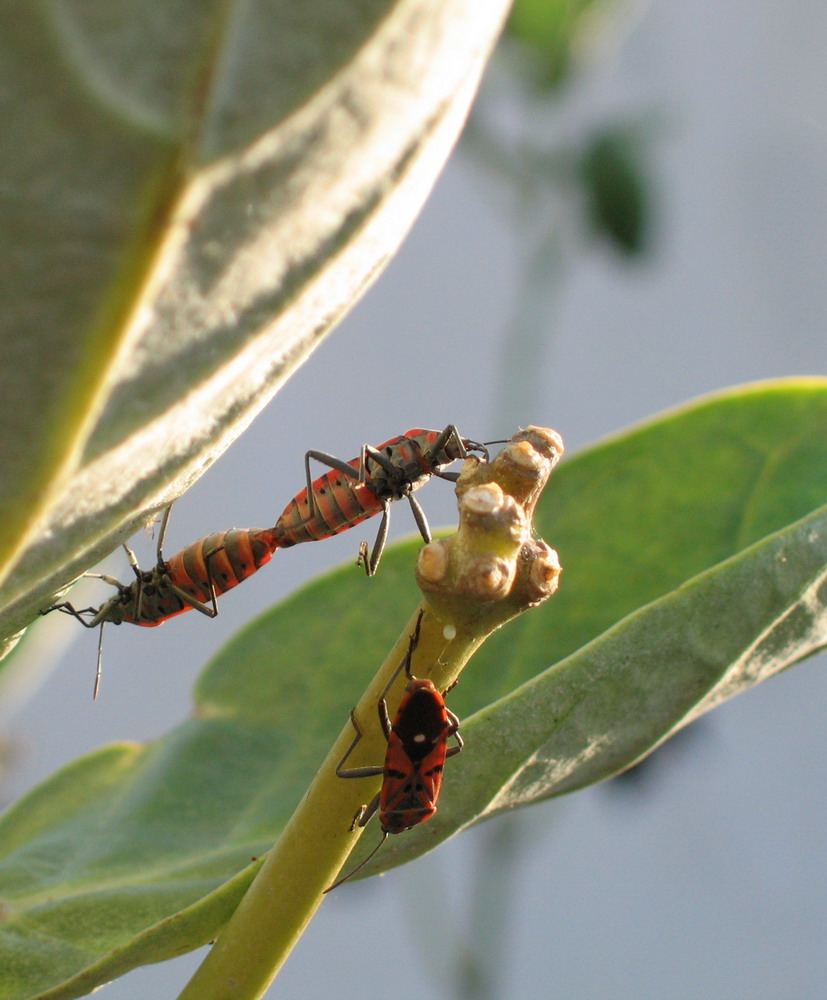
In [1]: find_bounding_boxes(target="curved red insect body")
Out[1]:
[47,524,280,630]
[326,612,462,891]
[274,425,487,575]
[41,507,280,697]
[104,526,281,627]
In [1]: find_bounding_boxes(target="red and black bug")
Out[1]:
[325,611,462,892]
[274,425,488,576]
[41,506,280,696]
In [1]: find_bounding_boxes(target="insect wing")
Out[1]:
[379,681,451,834]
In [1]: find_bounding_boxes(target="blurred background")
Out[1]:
[5,0,827,996]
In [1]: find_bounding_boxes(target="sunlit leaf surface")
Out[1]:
[1,379,826,999]
[0,0,509,645]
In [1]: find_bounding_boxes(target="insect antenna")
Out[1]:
[324,831,389,893]
[462,438,508,463]
[92,622,105,701]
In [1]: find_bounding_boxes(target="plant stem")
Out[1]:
[176,426,564,1000]
[176,608,493,1000]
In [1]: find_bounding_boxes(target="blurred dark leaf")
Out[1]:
[581,127,649,255]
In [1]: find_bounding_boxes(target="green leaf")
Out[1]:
[0,0,510,644]
[1,379,827,998]
[0,559,422,1000]
[581,127,648,255]
[342,377,827,870]
[391,500,827,865]
[505,0,632,87]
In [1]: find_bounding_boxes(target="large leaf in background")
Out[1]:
[449,377,827,717]
[0,0,511,645]
[1,379,826,999]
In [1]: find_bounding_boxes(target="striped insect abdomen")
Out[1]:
[120,527,279,626]
[171,527,279,598]
[275,462,382,547]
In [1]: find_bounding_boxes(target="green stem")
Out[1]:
[176,427,563,1000]
[176,607,488,1000]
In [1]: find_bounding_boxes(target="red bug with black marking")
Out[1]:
[274,425,488,576]
[326,611,462,891]
[41,506,280,696]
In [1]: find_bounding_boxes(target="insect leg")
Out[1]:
[85,572,129,589]
[127,503,173,623]
[332,709,385,873]
[162,582,219,619]
[154,504,173,562]
[199,544,224,618]
[404,609,424,676]
[352,793,381,829]
[425,425,466,466]
[406,491,432,544]
[444,708,463,758]
[356,501,391,577]
[303,449,361,520]
[92,623,105,701]
[39,602,99,625]
[372,610,424,710]
[117,539,149,622]
[335,709,386,780]
[161,543,226,620]
[323,830,389,893]
[358,444,401,483]
[333,614,423,796]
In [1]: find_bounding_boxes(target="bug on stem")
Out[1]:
[326,610,462,891]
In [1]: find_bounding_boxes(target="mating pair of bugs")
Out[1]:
[42,425,492,697]
[42,428,477,890]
